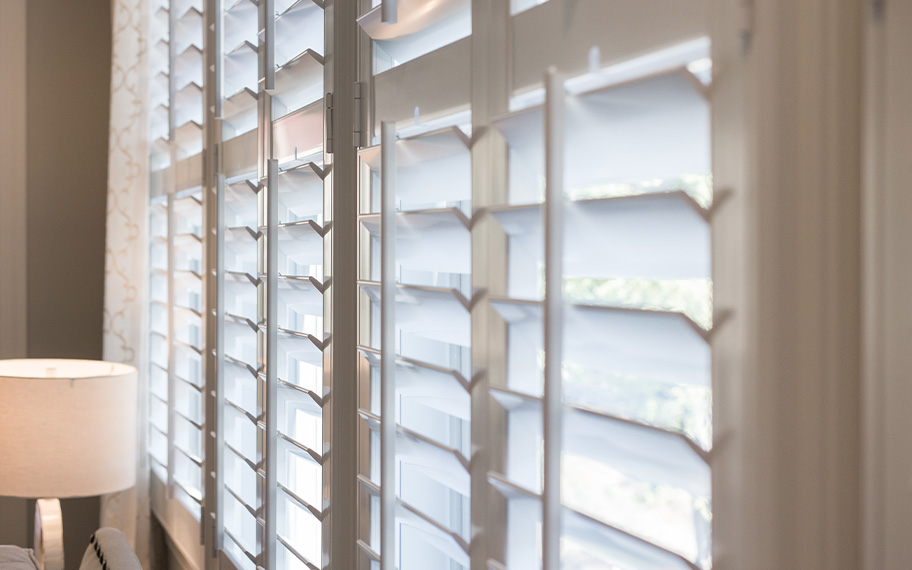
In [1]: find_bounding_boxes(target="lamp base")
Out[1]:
[34,498,64,570]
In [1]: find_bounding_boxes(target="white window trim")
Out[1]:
[712,0,866,569]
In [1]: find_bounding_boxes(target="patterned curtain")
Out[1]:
[100,0,150,568]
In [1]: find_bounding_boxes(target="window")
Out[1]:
[146,2,713,569]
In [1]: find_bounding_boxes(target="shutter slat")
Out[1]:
[278,483,324,521]
[396,500,470,567]
[223,41,257,96]
[275,328,327,356]
[359,410,469,495]
[277,379,323,408]
[358,0,470,71]
[510,0,707,94]
[224,484,259,519]
[224,441,259,473]
[372,38,471,130]
[360,281,473,348]
[224,179,259,225]
[490,192,710,287]
[361,351,469,421]
[274,0,324,78]
[174,81,203,125]
[494,70,710,206]
[174,441,203,466]
[358,346,471,391]
[273,50,324,121]
[276,535,320,570]
[277,162,325,211]
[277,432,324,466]
[360,127,471,211]
[490,297,710,391]
[224,403,259,461]
[488,471,702,570]
[223,317,258,366]
[562,507,699,570]
[272,99,325,165]
[357,540,380,562]
[360,208,471,279]
[277,380,323,420]
[563,404,709,495]
[223,521,258,565]
[223,0,257,52]
[222,87,258,139]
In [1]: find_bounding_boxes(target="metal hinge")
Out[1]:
[325,92,334,154]
[353,82,364,148]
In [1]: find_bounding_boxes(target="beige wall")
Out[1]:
[0,1,112,567]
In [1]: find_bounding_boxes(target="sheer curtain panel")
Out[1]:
[101,0,152,567]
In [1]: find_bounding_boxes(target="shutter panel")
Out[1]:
[357,5,474,569]
[216,0,328,568]
[217,0,262,564]
[485,5,714,567]
[147,0,170,483]
[147,0,206,519]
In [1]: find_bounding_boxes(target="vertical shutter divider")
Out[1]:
[167,194,178,499]
[165,0,179,503]
[265,158,280,570]
[213,173,227,557]
[380,121,398,570]
[257,0,273,564]
[204,0,222,558]
[542,67,565,570]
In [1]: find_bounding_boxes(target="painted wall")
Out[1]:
[0,1,112,568]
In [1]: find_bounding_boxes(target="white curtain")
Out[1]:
[100,0,150,568]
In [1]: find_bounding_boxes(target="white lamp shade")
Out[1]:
[0,359,138,498]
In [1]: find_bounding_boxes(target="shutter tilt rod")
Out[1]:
[542,67,565,570]
[379,121,397,570]
[264,159,279,570]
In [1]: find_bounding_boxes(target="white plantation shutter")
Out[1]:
[147,0,207,522]
[145,2,718,570]
[356,2,713,570]
[216,0,260,549]
[214,0,328,569]
[486,38,712,570]
[355,3,476,570]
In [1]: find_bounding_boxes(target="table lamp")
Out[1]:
[0,359,137,570]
